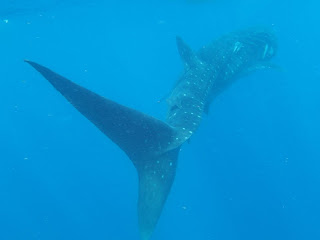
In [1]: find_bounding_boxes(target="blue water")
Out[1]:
[1,0,320,239]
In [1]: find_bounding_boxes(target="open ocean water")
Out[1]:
[1,0,320,239]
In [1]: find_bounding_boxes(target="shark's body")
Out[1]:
[26,27,277,240]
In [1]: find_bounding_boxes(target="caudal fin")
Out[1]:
[25,60,181,240]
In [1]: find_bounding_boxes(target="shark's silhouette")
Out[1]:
[26,27,277,240]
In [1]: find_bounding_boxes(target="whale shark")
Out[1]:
[25,27,277,240]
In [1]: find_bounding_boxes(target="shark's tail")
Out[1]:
[25,60,180,240]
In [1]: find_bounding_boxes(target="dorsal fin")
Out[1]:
[25,60,181,240]
[176,36,197,67]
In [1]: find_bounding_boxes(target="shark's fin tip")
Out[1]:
[176,36,196,66]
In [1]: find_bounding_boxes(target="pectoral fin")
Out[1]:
[240,62,282,78]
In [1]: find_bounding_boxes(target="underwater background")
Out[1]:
[1,0,320,239]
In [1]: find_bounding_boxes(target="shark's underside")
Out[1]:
[25,27,277,240]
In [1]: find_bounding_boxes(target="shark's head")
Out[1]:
[244,27,278,61]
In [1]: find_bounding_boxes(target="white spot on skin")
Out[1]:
[3,19,9,23]
[169,162,173,166]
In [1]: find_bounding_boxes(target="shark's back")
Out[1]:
[198,27,277,66]
[167,28,278,119]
